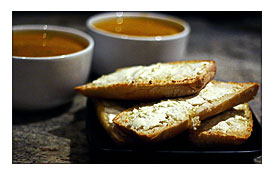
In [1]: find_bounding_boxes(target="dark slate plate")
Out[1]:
[85,98,262,164]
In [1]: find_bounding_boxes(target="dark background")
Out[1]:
[13,11,261,32]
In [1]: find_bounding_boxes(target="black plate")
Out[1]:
[86,98,262,163]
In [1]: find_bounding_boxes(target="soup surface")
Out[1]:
[13,30,89,57]
[93,17,184,37]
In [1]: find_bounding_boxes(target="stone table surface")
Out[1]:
[12,12,262,164]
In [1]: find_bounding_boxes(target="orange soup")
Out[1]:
[12,30,89,57]
[93,17,184,37]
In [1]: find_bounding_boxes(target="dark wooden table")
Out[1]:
[12,12,262,163]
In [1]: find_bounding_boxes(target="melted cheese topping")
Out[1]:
[198,82,241,102]
[92,62,210,86]
[120,82,243,132]
[208,115,248,133]
[107,114,116,124]
[129,100,193,130]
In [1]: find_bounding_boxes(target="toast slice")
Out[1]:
[94,99,133,144]
[75,60,216,100]
[113,81,259,142]
[189,103,253,146]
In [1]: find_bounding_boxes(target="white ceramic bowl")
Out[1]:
[12,25,94,110]
[86,12,190,75]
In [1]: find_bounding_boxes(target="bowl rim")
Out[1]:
[86,12,191,41]
[12,24,94,60]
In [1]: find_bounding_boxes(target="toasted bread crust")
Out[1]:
[115,117,191,142]
[189,103,253,146]
[113,81,259,142]
[75,60,216,100]
[95,99,192,143]
[95,100,131,144]
[198,81,259,121]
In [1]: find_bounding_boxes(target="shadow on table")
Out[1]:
[12,102,73,125]
[48,107,92,163]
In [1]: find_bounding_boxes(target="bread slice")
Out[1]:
[189,103,253,146]
[94,99,132,144]
[75,60,216,100]
[113,81,259,142]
